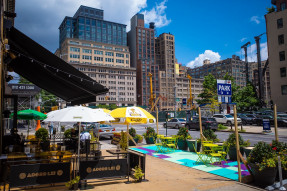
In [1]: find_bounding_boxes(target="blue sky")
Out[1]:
[14,0,272,69]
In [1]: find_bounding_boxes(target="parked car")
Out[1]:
[254,115,274,126]
[278,114,287,127]
[163,118,186,129]
[230,113,254,125]
[185,117,218,131]
[244,114,257,125]
[213,114,242,126]
[85,123,115,139]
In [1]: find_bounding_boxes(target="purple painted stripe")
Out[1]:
[137,147,156,153]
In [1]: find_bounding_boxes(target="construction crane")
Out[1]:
[150,94,167,112]
[187,74,195,110]
[148,72,156,109]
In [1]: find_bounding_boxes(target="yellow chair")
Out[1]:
[192,144,209,166]
[166,138,177,152]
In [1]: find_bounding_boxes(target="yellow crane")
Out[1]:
[187,74,195,110]
[148,72,156,108]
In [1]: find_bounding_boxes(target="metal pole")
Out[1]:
[126,123,129,148]
[198,107,203,140]
[241,42,250,84]
[165,112,168,137]
[77,122,81,171]
[274,104,278,141]
[234,105,242,182]
[255,34,265,106]
[156,107,159,135]
[174,86,177,113]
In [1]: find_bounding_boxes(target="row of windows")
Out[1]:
[68,41,128,52]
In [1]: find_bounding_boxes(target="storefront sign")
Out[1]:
[9,162,70,188]
[80,159,128,180]
[8,84,41,96]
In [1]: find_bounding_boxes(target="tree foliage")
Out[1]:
[197,73,259,112]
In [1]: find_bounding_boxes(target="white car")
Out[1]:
[213,114,242,126]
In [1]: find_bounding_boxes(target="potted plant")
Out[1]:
[65,176,80,190]
[35,128,50,151]
[135,134,143,143]
[224,133,249,161]
[143,127,157,144]
[247,142,277,187]
[134,165,144,182]
[129,127,138,146]
[176,127,191,150]
[119,131,128,150]
[203,129,220,143]
[271,140,287,180]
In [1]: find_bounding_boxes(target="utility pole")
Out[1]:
[241,41,251,84]
[255,33,265,107]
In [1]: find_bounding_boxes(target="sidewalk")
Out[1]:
[218,125,287,136]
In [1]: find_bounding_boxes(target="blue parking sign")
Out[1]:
[217,80,232,96]
[263,119,271,131]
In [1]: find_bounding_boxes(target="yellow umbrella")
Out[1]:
[110,107,155,147]
[95,108,111,114]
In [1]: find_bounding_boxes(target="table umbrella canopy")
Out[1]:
[44,106,114,123]
[10,109,47,120]
[94,108,111,114]
[110,107,155,124]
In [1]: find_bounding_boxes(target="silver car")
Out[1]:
[85,123,115,139]
[163,118,186,129]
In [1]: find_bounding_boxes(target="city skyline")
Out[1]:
[14,0,272,69]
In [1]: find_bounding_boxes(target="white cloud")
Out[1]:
[141,0,171,28]
[250,16,261,24]
[239,42,268,62]
[186,50,221,68]
[15,0,148,52]
[240,37,247,42]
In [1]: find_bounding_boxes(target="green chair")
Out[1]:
[193,144,209,166]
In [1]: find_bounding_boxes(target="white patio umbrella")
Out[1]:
[44,106,114,169]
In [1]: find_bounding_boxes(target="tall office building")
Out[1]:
[128,14,159,107]
[265,0,287,111]
[188,55,247,88]
[59,5,127,48]
[57,6,136,106]
[156,33,176,110]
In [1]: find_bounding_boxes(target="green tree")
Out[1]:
[196,74,219,113]
[233,82,259,111]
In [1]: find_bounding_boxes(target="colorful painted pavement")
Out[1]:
[129,145,250,181]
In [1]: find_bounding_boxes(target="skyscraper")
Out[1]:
[128,14,159,107]
[59,5,127,48]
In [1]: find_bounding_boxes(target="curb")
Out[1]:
[218,130,287,138]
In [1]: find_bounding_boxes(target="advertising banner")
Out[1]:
[9,162,70,188]
[80,159,128,180]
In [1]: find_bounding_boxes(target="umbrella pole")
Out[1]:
[126,123,129,149]
[27,120,30,138]
[77,122,81,172]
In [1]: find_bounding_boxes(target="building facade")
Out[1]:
[59,6,127,48]
[265,0,287,111]
[156,33,176,110]
[58,6,136,106]
[128,14,159,108]
[188,55,247,88]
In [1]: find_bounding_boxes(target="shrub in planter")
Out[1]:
[65,176,80,190]
[134,165,144,182]
[203,129,220,143]
[119,131,128,150]
[224,133,249,161]
[35,128,50,151]
[143,127,157,144]
[176,127,191,150]
[247,142,277,187]
[129,127,136,138]
[271,140,287,180]
[135,134,143,143]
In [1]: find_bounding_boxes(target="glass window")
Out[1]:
[278,34,284,45]
[281,85,287,95]
[277,18,283,29]
[281,2,286,11]
[281,67,286,77]
[280,51,285,61]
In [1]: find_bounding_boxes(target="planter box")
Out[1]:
[249,163,277,188]
[243,146,254,158]
[187,140,197,152]
[228,147,244,161]
[129,138,139,146]
[177,139,187,150]
[145,137,155,144]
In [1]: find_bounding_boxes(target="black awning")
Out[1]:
[7,27,108,105]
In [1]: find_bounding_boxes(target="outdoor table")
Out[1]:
[202,143,218,154]
[106,149,128,159]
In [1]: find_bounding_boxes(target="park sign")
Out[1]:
[217,80,232,96]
